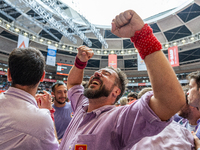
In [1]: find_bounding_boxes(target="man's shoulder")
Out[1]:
[68,85,84,95]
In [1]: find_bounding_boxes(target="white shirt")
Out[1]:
[0,87,59,150]
[131,121,195,150]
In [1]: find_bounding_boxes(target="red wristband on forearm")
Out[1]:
[74,56,87,69]
[130,24,162,60]
[50,108,55,121]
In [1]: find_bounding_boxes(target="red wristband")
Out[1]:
[130,24,162,60]
[74,56,87,69]
[50,108,55,121]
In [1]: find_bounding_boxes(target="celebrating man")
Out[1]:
[58,10,185,150]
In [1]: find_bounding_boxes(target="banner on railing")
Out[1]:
[137,53,147,71]
[168,46,179,67]
[46,45,57,66]
[108,54,117,69]
[17,34,29,48]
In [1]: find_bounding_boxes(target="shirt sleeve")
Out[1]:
[20,109,59,150]
[115,91,173,147]
[67,85,88,113]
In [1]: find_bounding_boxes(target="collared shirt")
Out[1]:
[0,87,59,150]
[59,85,172,150]
[131,120,195,150]
[178,118,200,132]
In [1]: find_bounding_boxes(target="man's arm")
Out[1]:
[112,10,185,121]
[67,46,94,90]
[35,91,59,143]
[192,131,200,150]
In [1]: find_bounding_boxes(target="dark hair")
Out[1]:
[52,81,66,92]
[187,71,200,89]
[106,66,128,103]
[127,92,138,99]
[8,47,45,87]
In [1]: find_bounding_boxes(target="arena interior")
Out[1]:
[0,0,200,97]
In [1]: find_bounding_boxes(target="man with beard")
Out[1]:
[177,97,200,132]
[58,10,185,150]
[52,81,73,141]
[187,71,200,110]
[185,71,200,143]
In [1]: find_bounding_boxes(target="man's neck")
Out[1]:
[188,117,198,125]
[54,101,66,108]
[13,84,37,97]
[87,97,114,112]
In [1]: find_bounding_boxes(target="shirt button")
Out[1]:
[96,110,101,115]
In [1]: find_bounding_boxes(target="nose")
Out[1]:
[61,91,66,97]
[94,70,102,77]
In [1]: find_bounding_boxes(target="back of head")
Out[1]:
[9,47,45,87]
[120,97,128,106]
[138,87,153,99]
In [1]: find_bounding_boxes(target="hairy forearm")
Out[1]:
[145,51,185,120]
[67,65,84,90]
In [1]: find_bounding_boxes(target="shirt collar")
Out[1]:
[5,87,38,107]
[82,104,115,116]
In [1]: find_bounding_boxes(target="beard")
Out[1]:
[178,106,191,118]
[54,96,67,105]
[84,84,113,99]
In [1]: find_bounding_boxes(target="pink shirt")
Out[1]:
[59,85,172,150]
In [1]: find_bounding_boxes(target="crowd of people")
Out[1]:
[1,9,200,150]
[0,75,154,94]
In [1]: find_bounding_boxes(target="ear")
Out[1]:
[112,87,121,98]
[7,68,12,82]
[39,71,45,82]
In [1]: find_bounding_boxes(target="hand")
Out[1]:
[77,45,94,62]
[192,131,200,149]
[111,10,144,38]
[35,90,52,110]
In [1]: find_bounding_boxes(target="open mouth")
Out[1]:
[89,78,102,87]
[92,80,100,85]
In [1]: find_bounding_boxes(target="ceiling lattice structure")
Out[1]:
[0,0,200,78]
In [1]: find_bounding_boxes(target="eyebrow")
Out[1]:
[57,89,67,91]
[102,70,111,75]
